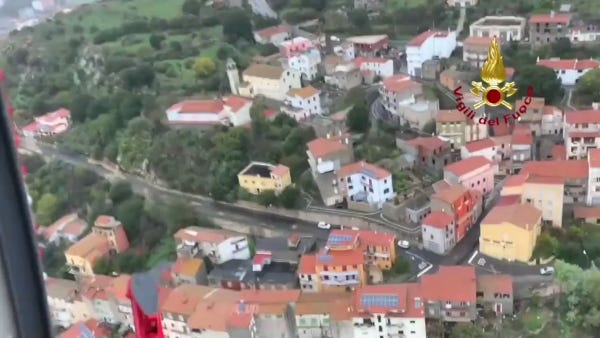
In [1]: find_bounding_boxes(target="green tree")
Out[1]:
[258,43,280,56]
[192,57,217,78]
[347,101,370,133]
[29,95,50,116]
[532,233,558,259]
[35,193,61,226]
[449,323,486,338]
[120,64,155,90]
[148,34,165,50]
[118,117,154,173]
[182,0,201,15]
[576,68,600,104]
[515,65,563,104]
[222,9,254,42]
[115,196,145,241]
[257,190,278,207]
[279,186,301,209]
[162,200,198,234]
[109,181,133,204]
[391,255,410,275]
[348,9,371,32]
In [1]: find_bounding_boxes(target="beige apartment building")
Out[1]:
[521,176,564,227]
[436,109,488,149]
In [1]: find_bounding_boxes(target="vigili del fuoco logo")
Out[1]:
[453,37,535,126]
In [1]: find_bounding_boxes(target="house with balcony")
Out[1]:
[476,275,514,315]
[353,57,394,78]
[64,215,130,279]
[106,274,134,330]
[469,16,526,42]
[253,24,291,45]
[165,96,253,127]
[22,108,71,138]
[529,11,571,46]
[282,85,322,121]
[587,149,600,206]
[406,30,457,77]
[537,57,600,85]
[444,156,494,195]
[436,109,488,150]
[351,284,427,338]
[173,226,250,264]
[306,133,354,206]
[238,161,292,195]
[380,75,439,129]
[420,266,477,322]
[281,37,322,81]
[564,109,600,159]
[480,203,542,263]
[425,184,482,254]
[337,161,395,209]
[521,159,588,204]
[345,34,389,57]
[295,292,354,338]
[511,125,534,172]
[463,36,493,68]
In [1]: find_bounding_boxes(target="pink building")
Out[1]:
[280,37,316,57]
[443,156,494,195]
[22,108,71,138]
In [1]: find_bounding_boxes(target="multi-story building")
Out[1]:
[281,37,322,81]
[173,226,251,264]
[542,105,563,136]
[298,254,318,292]
[237,161,292,195]
[469,16,526,42]
[461,138,500,168]
[282,85,322,121]
[22,108,71,138]
[537,57,600,85]
[64,215,130,279]
[233,63,302,101]
[380,75,439,129]
[444,156,494,195]
[447,0,478,6]
[353,0,384,11]
[253,24,291,45]
[513,97,545,136]
[521,159,588,204]
[306,133,354,206]
[586,149,600,206]
[521,176,564,227]
[352,284,426,338]
[337,161,395,209]
[400,136,452,173]
[171,257,208,286]
[436,109,488,149]
[38,213,87,244]
[353,57,394,78]
[420,266,477,322]
[406,30,457,77]
[463,36,493,68]
[345,34,389,57]
[511,125,534,171]
[568,24,600,43]
[45,277,89,328]
[563,109,600,159]
[480,203,542,263]
[529,11,572,46]
[476,275,514,315]
[81,275,120,325]
[421,211,456,255]
[295,293,354,338]
[165,96,252,127]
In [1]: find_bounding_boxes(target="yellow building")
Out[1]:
[236,64,302,101]
[480,204,542,263]
[238,162,292,195]
[521,176,564,227]
[501,174,528,196]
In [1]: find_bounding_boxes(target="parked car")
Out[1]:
[397,240,410,249]
[317,221,331,230]
[540,266,555,275]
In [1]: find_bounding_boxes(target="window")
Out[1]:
[384,188,389,193]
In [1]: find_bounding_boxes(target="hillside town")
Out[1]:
[4,0,600,337]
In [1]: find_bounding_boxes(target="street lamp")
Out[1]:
[583,249,590,268]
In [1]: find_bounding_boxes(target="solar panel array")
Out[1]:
[360,294,400,308]
[361,168,376,178]
[328,234,353,244]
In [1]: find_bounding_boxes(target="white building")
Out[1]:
[462,36,493,68]
[333,42,356,61]
[537,57,600,85]
[541,105,564,135]
[352,285,427,338]
[587,149,600,206]
[236,63,302,101]
[165,96,252,127]
[461,138,499,162]
[447,0,478,7]
[563,108,600,160]
[281,37,322,81]
[174,227,251,265]
[282,85,322,121]
[45,277,81,328]
[380,75,439,129]
[568,26,600,43]
[469,16,527,42]
[22,108,71,138]
[337,161,394,209]
[253,24,291,45]
[353,57,394,78]
[421,211,455,255]
[406,30,457,77]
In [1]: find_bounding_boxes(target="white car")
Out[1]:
[317,221,331,230]
[540,266,555,275]
[398,240,410,249]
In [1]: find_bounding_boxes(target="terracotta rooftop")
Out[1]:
[537,58,600,71]
[254,24,290,39]
[316,247,364,267]
[504,174,529,187]
[172,258,204,276]
[407,136,448,153]
[338,161,391,180]
[243,64,285,80]
[297,254,317,274]
[38,213,86,241]
[444,156,491,177]
[529,13,571,24]
[482,204,542,230]
[477,274,513,295]
[61,319,110,338]
[574,206,600,219]
[436,109,468,123]
[420,266,476,303]
[271,164,290,177]
[525,176,564,185]
[543,105,561,116]
[65,233,109,264]
[552,145,566,160]
[589,149,600,168]
[463,36,493,47]
[515,96,545,110]
[240,289,301,304]
[565,109,600,124]
[496,194,521,206]
[463,138,495,153]
[167,100,224,114]
[422,211,453,229]
[346,34,388,45]
[306,137,349,158]
[382,75,422,93]
[521,160,588,180]
[174,227,243,244]
[288,85,320,99]
[511,130,533,145]
[161,284,216,315]
[407,30,450,47]
[431,184,467,204]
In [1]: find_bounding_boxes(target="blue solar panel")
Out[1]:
[361,169,376,178]
[360,294,400,307]
[79,323,94,338]
[328,234,353,243]
[319,255,333,262]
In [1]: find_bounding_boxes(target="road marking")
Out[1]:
[417,264,433,278]
[467,250,479,264]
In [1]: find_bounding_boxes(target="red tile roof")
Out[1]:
[511,130,533,145]
[167,100,224,114]
[240,289,301,304]
[521,160,588,179]
[589,149,600,168]
[552,145,566,160]
[382,75,422,93]
[492,123,512,136]
[255,24,290,39]
[422,211,453,229]
[477,275,513,295]
[37,108,71,124]
[407,30,449,47]
[537,58,600,70]
[565,109,600,124]
[482,204,542,230]
[354,57,392,67]
[525,176,564,185]
[357,230,396,247]
[338,161,391,179]
[463,138,495,152]
[307,137,349,158]
[420,266,476,303]
[408,136,448,154]
[436,109,468,123]
[574,206,600,219]
[504,174,529,187]
[444,156,491,177]
[529,13,571,24]
[61,319,110,338]
[431,184,467,204]
[224,96,252,112]
[288,86,320,99]
[496,194,521,206]
[298,254,316,274]
[316,247,365,267]
[463,36,493,47]
[174,227,243,244]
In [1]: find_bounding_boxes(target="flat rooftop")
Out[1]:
[474,16,525,27]
[241,163,272,178]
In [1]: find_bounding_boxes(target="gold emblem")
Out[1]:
[470,37,517,109]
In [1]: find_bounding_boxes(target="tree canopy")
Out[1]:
[515,65,563,104]
[192,57,217,78]
[347,101,370,133]
[222,9,254,43]
[575,68,600,105]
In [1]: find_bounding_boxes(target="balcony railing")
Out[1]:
[321,277,360,286]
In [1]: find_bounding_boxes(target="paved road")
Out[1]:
[23,142,331,241]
